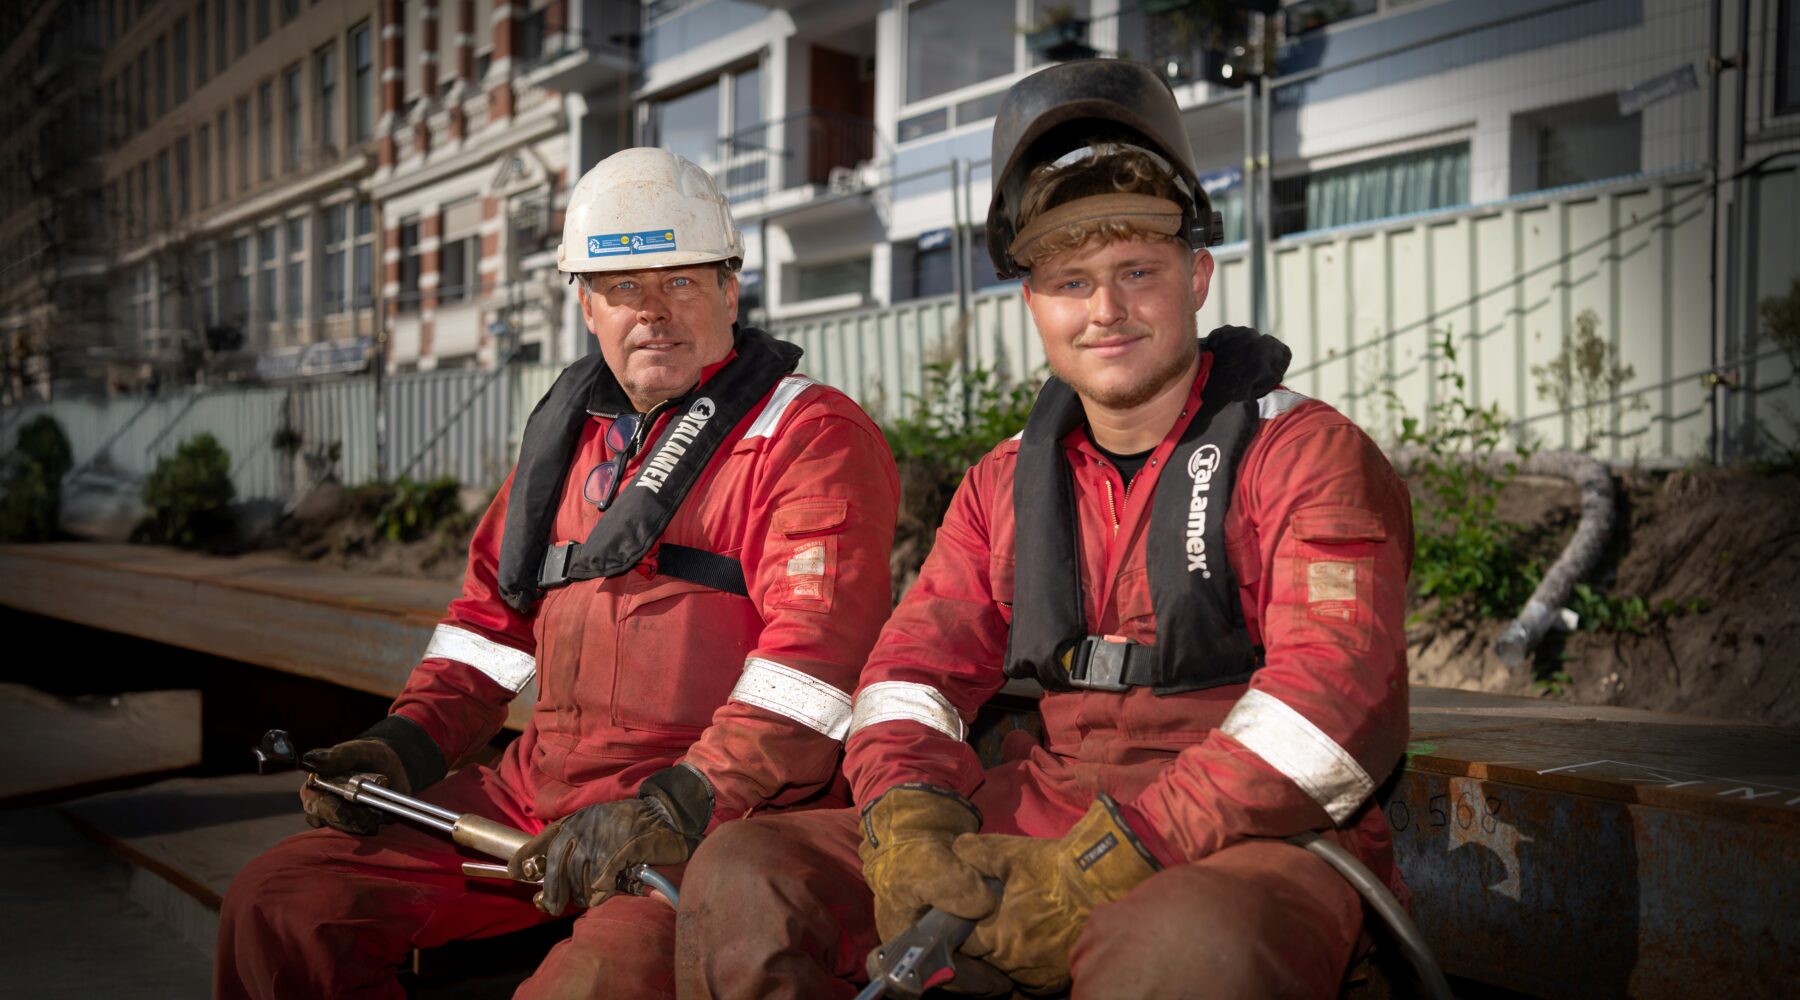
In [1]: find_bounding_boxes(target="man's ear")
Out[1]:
[1190,249,1216,309]
[723,270,740,324]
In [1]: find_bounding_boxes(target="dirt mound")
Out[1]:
[272,479,477,583]
[1408,467,1800,726]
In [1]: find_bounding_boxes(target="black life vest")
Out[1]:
[1004,326,1291,694]
[495,327,802,613]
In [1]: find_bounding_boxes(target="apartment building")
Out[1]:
[557,0,1792,324]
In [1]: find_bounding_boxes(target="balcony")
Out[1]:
[712,109,884,221]
[520,0,641,94]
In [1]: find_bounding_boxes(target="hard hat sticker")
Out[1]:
[587,229,680,257]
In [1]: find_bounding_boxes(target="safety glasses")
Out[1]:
[582,413,644,512]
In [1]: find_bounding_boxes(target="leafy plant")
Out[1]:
[0,414,74,542]
[1390,328,1540,620]
[1531,308,1646,453]
[883,360,1040,473]
[137,432,237,549]
[372,475,466,543]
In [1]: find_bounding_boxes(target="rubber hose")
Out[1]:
[633,864,681,907]
[1286,832,1453,1000]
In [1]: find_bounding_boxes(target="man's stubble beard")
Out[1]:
[1053,309,1200,410]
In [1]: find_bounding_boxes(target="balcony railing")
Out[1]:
[711,109,882,205]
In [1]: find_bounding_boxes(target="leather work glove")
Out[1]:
[860,784,997,938]
[299,738,411,836]
[951,794,1162,993]
[860,785,1012,996]
[508,764,711,916]
[299,716,448,837]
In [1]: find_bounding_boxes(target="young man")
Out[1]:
[677,60,1413,998]
[214,148,899,999]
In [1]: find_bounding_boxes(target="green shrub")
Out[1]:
[373,475,465,543]
[1390,329,1541,620]
[0,415,74,542]
[884,360,1039,472]
[137,432,237,549]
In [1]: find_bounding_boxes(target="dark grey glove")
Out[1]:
[298,715,447,837]
[506,763,713,916]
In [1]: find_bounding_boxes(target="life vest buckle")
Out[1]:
[1068,634,1135,692]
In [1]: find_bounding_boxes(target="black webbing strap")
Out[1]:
[539,541,747,598]
[656,544,749,598]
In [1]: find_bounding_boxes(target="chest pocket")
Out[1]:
[606,575,764,734]
[990,552,1016,625]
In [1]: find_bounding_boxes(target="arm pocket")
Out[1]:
[771,499,850,611]
[1273,506,1390,652]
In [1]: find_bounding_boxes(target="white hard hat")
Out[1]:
[558,147,745,275]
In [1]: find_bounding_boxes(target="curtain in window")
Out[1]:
[1304,142,1469,233]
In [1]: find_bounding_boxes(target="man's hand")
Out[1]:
[299,739,410,836]
[859,785,998,941]
[509,798,692,916]
[951,795,1161,992]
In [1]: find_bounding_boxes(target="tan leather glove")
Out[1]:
[859,784,998,940]
[951,795,1162,992]
[299,739,410,836]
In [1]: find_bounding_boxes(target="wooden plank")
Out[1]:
[0,683,202,803]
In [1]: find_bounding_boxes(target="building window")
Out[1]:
[323,203,349,314]
[280,0,297,24]
[1777,0,1798,116]
[175,136,191,217]
[236,97,250,189]
[899,0,1067,142]
[229,234,252,334]
[216,109,229,200]
[1284,0,1379,35]
[353,201,373,308]
[155,33,168,117]
[196,2,208,84]
[315,44,337,152]
[197,124,210,209]
[517,5,546,66]
[905,0,1012,105]
[196,244,216,327]
[439,198,480,305]
[255,0,269,42]
[649,64,766,199]
[790,256,871,303]
[259,225,279,337]
[173,17,189,105]
[258,80,273,180]
[233,0,245,59]
[157,147,171,227]
[398,216,421,312]
[137,50,149,129]
[1271,142,1470,237]
[350,21,372,142]
[283,64,302,171]
[285,216,305,325]
[214,0,227,70]
[1513,97,1641,194]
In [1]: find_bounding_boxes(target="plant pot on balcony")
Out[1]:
[1025,19,1099,62]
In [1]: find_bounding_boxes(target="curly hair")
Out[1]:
[1013,145,1185,271]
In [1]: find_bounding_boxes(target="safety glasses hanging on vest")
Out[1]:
[583,413,647,511]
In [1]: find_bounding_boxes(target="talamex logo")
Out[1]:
[1185,444,1222,577]
[635,397,715,493]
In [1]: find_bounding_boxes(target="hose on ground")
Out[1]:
[1287,832,1454,1000]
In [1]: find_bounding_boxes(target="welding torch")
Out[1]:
[254,728,678,906]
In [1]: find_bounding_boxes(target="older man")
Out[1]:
[216,147,899,999]
[677,60,1413,999]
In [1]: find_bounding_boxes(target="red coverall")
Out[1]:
[678,356,1414,999]
[215,360,900,1000]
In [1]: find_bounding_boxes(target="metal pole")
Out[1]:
[1245,83,1264,332]
[1259,76,1274,335]
[951,158,971,427]
[373,211,388,482]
